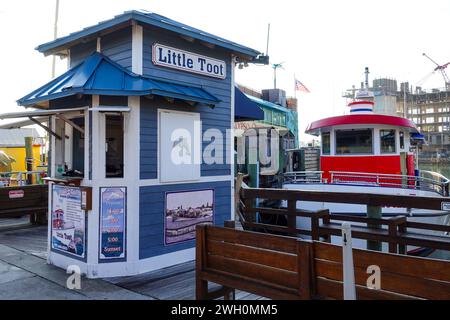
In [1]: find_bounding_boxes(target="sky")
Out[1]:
[0,0,449,142]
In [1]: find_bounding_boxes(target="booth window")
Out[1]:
[335,129,373,154]
[380,129,396,154]
[399,131,405,149]
[105,115,124,178]
[322,132,330,155]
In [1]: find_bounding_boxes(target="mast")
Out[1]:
[51,0,60,78]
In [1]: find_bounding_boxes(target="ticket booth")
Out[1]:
[5,11,263,278]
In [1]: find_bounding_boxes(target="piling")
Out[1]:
[367,205,382,251]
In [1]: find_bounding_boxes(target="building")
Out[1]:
[234,86,299,187]
[344,75,450,157]
[0,10,262,278]
[402,88,450,156]
[236,86,299,148]
[0,128,44,172]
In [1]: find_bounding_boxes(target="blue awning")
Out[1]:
[17,52,220,107]
[245,94,290,113]
[234,87,264,121]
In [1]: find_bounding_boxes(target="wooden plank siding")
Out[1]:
[139,181,231,259]
[70,27,132,69]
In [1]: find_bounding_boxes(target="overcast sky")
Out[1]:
[0,0,449,141]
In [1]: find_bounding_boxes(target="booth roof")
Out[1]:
[36,10,261,59]
[17,52,221,108]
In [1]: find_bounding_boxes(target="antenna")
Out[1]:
[364,67,370,89]
[266,23,270,56]
[51,0,60,78]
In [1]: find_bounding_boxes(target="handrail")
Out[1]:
[236,186,450,255]
[0,170,47,186]
[282,170,450,197]
[283,171,323,184]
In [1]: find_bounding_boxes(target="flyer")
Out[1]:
[100,187,126,260]
[51,185,85,258]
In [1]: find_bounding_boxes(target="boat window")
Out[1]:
[322,132,330,155]
[335,129,373,154]
[105,114,124,178]
[380,129,396,154]
[399,131,405,149]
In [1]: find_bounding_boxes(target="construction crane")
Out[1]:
[421,53,450,90]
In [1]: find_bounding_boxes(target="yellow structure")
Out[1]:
[0,145,42,172]
[0,128,45,173]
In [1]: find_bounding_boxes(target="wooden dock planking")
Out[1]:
[107,261,267,300]
[0,225,265,300]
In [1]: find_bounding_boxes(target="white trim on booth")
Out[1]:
[230,54,236,221]
[126,95,141,265]
[87,95,101,269]
[132,23,143,75]
[138,248,195,275]
[139,175,233,187]
[48,247,194,278]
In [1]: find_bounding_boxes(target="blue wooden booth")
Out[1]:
[6,11,262,278]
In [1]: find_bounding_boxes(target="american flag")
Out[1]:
[295,79,310,93]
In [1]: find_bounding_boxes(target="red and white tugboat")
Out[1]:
[283,100,450,254]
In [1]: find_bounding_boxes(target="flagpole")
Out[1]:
[294,73,297,100]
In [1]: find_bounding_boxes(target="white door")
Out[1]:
[159,110,201,183]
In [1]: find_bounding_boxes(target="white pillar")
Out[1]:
[342,222,356,300]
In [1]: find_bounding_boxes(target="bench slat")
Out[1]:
[207,239,298,272]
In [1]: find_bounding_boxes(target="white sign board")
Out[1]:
[152,43,226,79]
[159,110,201,183]
[51,185,85,258]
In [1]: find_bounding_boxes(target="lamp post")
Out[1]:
[272,62,284,89]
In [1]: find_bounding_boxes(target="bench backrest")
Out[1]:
[196,225,312,299]
[312,241,450,300]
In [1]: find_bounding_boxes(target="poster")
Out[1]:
[100,187,126,260]
[51,185,85,258]
[165,189,214,245]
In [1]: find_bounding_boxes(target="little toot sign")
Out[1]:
[152,43,226,79]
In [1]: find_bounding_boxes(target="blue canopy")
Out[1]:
[17,52,220,107]
[234,87,264,121]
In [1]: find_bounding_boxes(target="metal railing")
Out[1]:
[283,171,323,184]
[0,171,47,187]
[282,170,450,197]
[330,171,449,197]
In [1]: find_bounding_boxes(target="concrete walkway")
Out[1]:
[0,244,152,300]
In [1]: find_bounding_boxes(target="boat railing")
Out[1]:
[282,170,450,196]
[329,171,449,197]
[0,170,47,187]
[283,171,323,184]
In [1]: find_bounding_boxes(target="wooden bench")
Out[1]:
[196,225,312,300]
[196,225,450,300]
[0,185,48,224]
[312,241,450,300]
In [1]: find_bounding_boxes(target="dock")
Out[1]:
[0,224,265,300]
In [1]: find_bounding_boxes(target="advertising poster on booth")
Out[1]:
[51,185,85,258]
[165,189,214,245]
[100,187,126,260]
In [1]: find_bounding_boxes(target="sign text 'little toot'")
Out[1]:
[152,43,226,79]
